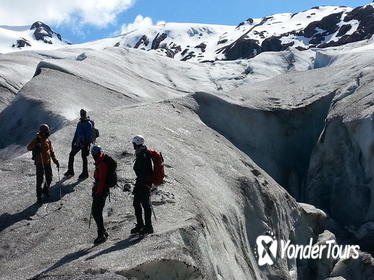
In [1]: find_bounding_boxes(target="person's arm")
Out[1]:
[27,138,37,151]
[72,123,80,146]
[49,141,59,167]
[95,162,108,195]
[84,121,93,144]
[137,155,153,185]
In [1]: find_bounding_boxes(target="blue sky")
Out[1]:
[3,0,371,44]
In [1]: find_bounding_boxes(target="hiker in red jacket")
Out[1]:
[27,124,59,204]
[91,145,109,244]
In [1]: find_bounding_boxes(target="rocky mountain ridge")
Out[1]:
[113,3,374,62]
[0,21,68,53]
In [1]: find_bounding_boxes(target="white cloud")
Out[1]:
[118,15,166,35]
[0,0,136,27]
[119,15,154,34]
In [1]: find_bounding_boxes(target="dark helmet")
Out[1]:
[39,124,50,134]
[80,109,87,118]
[91,145,102,157]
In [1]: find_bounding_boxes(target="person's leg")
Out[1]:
[141,188,153,233]
[43,163,53,198]
[80,145,89,177]
[66,146,80,175]
[36,164,44,202]
[131,189,144,233]
[92,195,106,237]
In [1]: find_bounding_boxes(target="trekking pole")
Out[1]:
[151,205,157,221]
[150,194,157,221]
[88,206,93,229]
[40,149,46,201]
[58,166,62,207]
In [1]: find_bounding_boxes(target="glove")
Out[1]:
[54,160,60,168]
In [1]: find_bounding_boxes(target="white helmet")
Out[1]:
[132,135,144,146]
[39,123,50,133]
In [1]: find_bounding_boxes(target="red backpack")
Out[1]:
[147,150,165,185]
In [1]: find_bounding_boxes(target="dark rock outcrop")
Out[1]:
[30,21,63,43]
[320,5,374,48]
[236,18,254,28]
[261,36,294,52]
[220,38,262,60]
[151,32,168,49]
[12,38,31,48]
[181,51,196,61]
[302,12,343,38]
[195,43,207,52]
[134,35,149,48]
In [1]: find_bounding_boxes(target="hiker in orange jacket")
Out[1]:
[27,124,59,204]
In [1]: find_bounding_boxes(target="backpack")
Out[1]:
[103,154,117,188]
[147,150,165,185]
[92,127,99,143]
[89,120,99,143]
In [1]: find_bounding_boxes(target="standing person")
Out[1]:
[131,135,154,235]
[91,145,109,244]
[27,124,59,204]
[64,109,93,180]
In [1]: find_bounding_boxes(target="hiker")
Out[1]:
[91,145,109,244]
[27,124,59,204]
[64,109,93,179]
[131,135,154,235]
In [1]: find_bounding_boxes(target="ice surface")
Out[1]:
[1,5,374,280]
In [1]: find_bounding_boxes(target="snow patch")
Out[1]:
[120,259,203,280]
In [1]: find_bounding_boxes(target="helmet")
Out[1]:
[39,124,50,134]
[132,135,144,146]
[91,145,102,157]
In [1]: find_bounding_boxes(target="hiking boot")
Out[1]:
[130,224,144,234]
[64,170,74,177]
[78,172,89,180]
[94,234,108,245]
[139,226,154,235]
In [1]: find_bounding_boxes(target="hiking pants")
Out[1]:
[92,195,107,236]
[133,185,152,228]
[68,144,89,174]
[36,162,52,198]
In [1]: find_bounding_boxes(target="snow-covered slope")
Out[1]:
[1,3,374,63]
[0,21,68,53]
[1,3,374,280]
[109,4,374,62]
[0,38,374,279]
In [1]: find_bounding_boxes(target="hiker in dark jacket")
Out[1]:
[131,135,154,235]
[91,145,109,244]
[27,124,59,204]
[64,109,93,179]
